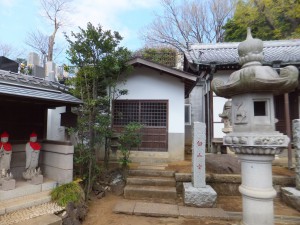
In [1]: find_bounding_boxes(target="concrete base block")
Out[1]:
[42,179,57,191]
[30,175,43,185]
[281,187,300,211]
[2,179,16,191]
[0,180,41,201]
[183,182,217,208]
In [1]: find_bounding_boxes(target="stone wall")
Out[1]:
[175,173,295,196]
[40,141,74,184]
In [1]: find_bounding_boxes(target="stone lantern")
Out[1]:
[212,28,298,225]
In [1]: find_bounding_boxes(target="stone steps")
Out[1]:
[124,167,177,204]
[124,185,177,203]
[0,190,52,215]
[127,176,176,186]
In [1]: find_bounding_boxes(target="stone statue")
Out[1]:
[219,100,232,134]
[0,131,15,190]
[0,132,12,174]
[23,132,42,181]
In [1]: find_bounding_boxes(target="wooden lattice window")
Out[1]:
[113,101,139,126]
[113,100,168,127]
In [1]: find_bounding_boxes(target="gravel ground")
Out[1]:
[0,202,63,225]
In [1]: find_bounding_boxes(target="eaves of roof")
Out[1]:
[184,39,300,67]
[0,70,82,106]
[127,57,199,97]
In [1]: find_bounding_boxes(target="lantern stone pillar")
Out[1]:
[212,28,299,225]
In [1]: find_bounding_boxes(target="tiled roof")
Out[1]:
[128,57,198,97]
[0,70,82,105]
[185,39,300,65]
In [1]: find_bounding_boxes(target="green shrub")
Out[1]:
[51,180,84,207]
[118,122,143,168]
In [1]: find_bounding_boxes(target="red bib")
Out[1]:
[0,142,12,151]
[30,142,41,151]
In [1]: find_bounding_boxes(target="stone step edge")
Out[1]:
[127,176,176,181]
[125,184,177,192]
[128,169,175,177]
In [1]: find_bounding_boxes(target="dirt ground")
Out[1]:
[83,154,298,225]
[83,193,300,225]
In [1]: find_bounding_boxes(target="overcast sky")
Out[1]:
[0,0,162,64]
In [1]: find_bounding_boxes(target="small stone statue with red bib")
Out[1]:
[0,131,15,190]
[0,132,12,173]
[23,132,43,183]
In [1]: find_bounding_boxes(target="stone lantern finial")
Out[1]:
[238,27,264,66]
[211,27,298,98]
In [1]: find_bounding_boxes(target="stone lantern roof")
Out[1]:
[211,28,299,99]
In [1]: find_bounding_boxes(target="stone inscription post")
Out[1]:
[183,122,217,208]
[192,122,206,188]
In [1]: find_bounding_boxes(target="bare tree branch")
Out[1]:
[141,0,236,52]
[25,0,72,62]
[0,42,26,59]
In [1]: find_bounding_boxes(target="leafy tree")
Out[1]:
[65,22,131,198]
[141,0,235,51]
[224,0,300,41]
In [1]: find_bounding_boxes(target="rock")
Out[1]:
[93,183,105,195]
[206,154,241,174]
[63,202,88,225]
[110,174,126,196]
[97,191,105,199]
[281,187,300,212]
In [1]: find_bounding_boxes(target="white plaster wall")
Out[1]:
[47,107,66,141]
[117,67,185,133]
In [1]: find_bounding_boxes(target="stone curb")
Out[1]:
[113,200,300,223]
[113,200,228,220]
[227,211,300,223]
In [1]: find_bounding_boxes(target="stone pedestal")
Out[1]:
[30,175,43,185]
[183,122,217,207]
[238,155,276,225]
[183,182,217,207]
[2,179,16,191]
